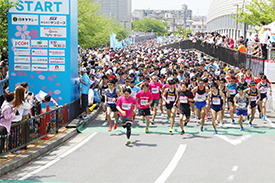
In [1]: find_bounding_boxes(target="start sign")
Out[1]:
[9,0,69,14]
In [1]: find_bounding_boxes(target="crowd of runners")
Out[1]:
[79,39,272,145]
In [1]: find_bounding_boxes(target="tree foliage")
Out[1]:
[78,0,129,48]
[233,0,275,26]
[177,26,192,39]
[0,1,17,57]
[132,18,168,35]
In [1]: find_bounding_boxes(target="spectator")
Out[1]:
[238,41,246,53]
[79,67,91,119]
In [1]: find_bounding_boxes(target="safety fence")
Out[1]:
[159,40,265,77]
[0,99,84,156]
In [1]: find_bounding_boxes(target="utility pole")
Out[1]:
[234,4,239,46]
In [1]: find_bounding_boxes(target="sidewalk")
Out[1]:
[0,104,102,177]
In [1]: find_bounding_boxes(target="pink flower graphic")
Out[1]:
[29,29,39,39]
[15,25,30,40]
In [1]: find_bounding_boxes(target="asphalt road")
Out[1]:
[1,109,275,183]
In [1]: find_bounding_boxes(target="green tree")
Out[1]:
[233,0,275,26]
[177,26,192,39]
[78,0,129,48]
[0,1,17,57]
[132,18,168,35]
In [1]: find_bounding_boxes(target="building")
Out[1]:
[132,4,193,33]
[93,0,132,30]
[190,20,207,33]
[207,0,248,40]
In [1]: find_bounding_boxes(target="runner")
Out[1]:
[162,79,179,133]
[99,75,108,121]
[234,85,251,131]
[227,76,238,124]
[192,79,209,131]
[208,82,226,134]
[189,76,197,118]
[116,88,137,146]
[105,79,121,132]
[258,75,272,121]
[245,69,254,87]
[219,78,229,123]
[245,80,260,127]
[177,82,194,135]
[148,75,163,124]
[136,83,153,133]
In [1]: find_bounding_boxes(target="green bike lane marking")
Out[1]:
[78,124,275,136]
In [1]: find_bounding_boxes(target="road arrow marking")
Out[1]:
[216,135,251,146]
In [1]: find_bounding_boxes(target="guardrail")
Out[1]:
[0,99,84,156]
[159,40,265,77]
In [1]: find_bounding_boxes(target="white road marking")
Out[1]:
[155,144,187,183]
[265,117,275,128]
[232,166,238,172]
[227,175,235,181]
[19,132,98,180]
[216,135,251,146]
[102,122,108,126]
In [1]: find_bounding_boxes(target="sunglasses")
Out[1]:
[125,81,130,82]
[238,89,242,91]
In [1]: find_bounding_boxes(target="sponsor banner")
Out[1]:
[32,57,48,63]
[49,65,65,71]
[40,27,66,38]
[32,49,48,56]
[14,57,30,63]
[14,49,30,55]
[49,49,65,56]
[9,0,69,14]
[12,14,38,25]
[13,39,30,47]
[31,40,48,48]
[49,57,65,64]
[49,40,66,48]
[40,15,66,26]
[32,64,48,71]
[14,64,31,71]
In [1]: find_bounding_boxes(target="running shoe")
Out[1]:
[143,119,146,123]
[169,128,173,133]
[145,128,149,133]
[213,131,218,135]
[219,122,223,127]
[247,115,250,121]
[114,123,117,130]
[184,122,188,126]
[231,120,235,124]
[125,140,131,146]
[83,115,90,120]
[151,120,155,125]
[103,112,106,116]
[194,116,198,122]
[181,130,185,135]
[12,150,21,154]
[259,113,262,118]
[117,119,120,124]
[161,113,165,117]
[108,125,112,132]
[262,116,266,121]
[240,127,244,131]
[166,118,170,123]
[200,127,203,132]
[174,113,176,118]
[249,122,253,127]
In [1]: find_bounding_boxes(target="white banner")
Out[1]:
[40,27,66,38]
[31,40,48,48]
[12,14,38,25]
[40,15,66,26]
[14,57,30,63]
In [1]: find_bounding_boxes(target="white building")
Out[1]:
[207,0,247,39]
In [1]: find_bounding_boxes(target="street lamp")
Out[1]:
[234,4,239,46]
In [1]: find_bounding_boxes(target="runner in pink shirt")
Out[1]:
[136,83,153,133]
[148,75,162,124]
[116,88,137,146]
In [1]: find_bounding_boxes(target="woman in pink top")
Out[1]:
[116,88,137,146]
[148,75,162,124]
[136,83,153,133]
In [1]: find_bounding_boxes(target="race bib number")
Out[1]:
[167,95,175,102]
[239,102,246,108]
[229,89,236,95]
[140,100,148,106]
[122,103,131,110]
[250,95,257,102]
[180,96,188,104]
[107,97,115,104]
[101,90,105,96]
[261,87,268,94]
[196,94,205,102]
[212,98,221,105]
[152,88,159,94]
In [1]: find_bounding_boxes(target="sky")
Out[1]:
[132,0,212,16]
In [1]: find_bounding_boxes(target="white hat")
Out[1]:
[80,67,87,72]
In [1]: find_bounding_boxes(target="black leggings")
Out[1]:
[123,123,131,139]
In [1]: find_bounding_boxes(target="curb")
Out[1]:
[0,103,102,176]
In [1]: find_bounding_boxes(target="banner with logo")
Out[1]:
[9,0,78,105]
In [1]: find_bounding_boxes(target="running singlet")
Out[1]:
[106,88,118,105]
[259,82,268,94]
[195,86,206,102]
[178,90,193,105]
[166,88,177,103]
[101,84,108,96]
[249,88,258,105]
[227,83,237,98]
[245,75,252,86]
[236,93,247,110]
[210,90,223,110]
